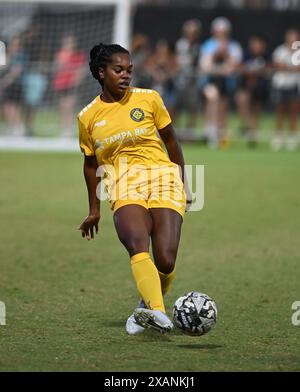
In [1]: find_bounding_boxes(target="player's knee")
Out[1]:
[156,251,176,274]
[118,233,148,255]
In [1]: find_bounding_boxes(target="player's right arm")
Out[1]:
[78,155,100,240]
[78,114,100,240]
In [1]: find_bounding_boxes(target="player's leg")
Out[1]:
[114,204,172,334]
[276,103,286,130]
[150,208,183,296]
[272,103,285,151]
[235,89,251,132]
[218,95,229,148]
[289,99,299,132]
[113,204,152,257]
[133,208,182,333]
[202,84,219,148]
[246,98,261,148]
[114,204,164,311]
[271,90,285,151]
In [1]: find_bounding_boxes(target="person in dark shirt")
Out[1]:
[0,35,27,136]
[236,34,271,147]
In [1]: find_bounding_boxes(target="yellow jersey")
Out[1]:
[78,87,173,168]
[78,87,186,216]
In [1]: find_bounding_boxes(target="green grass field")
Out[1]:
[0,145,299,372]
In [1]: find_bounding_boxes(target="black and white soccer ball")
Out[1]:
[173,291,217,336]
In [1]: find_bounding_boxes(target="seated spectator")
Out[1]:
[22,24,48,136]
[146,40,178,118]
[0,35,27,136]
[52,34,86,137]
[236,34,271,147]
[199,17,242,148]
[271,29,300,151]
[131,33,152,89]
[174,19,202,130]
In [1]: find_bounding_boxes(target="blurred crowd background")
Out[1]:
[0,0,300,150]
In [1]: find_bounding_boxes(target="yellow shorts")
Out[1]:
[109,165,186,218]
[112,196,186,218]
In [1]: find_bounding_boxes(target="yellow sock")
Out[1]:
[131,252,165,312]
[158,268,176,296]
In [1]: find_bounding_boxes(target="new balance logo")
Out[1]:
[94,120,107,128]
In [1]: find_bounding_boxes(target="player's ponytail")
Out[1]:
[89,43,105,62]
[89,43,130,87]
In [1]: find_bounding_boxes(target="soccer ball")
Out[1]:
[173,291,217,336]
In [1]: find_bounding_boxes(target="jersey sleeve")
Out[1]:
[152,91,172,130]
[78,116,95,156]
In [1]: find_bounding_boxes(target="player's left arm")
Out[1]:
[158,123,192,210]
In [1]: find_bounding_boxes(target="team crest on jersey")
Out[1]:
[130,108,145,122]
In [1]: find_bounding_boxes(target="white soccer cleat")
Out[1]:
[126,314,145,335]
[134,308,174,333]
[126,299,146,335]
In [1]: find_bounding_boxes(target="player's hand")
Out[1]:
[185,187,193,212]
[78,213,100,240]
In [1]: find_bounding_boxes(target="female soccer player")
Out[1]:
[78,43,191,334]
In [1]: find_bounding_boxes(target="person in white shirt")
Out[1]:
[271,29,300,151]
[199,17,242,148]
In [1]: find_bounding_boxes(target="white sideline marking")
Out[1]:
[0,137,80,152]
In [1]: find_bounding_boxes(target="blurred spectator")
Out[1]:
[136,0,300,8]
[0,35,27,136]
[271,29,300,151]
[235,34,271,147]
[52,34,86,137]
[273,0,300,10]
[199,17,242,148]
[174,19,202,129]
[22,24,48,136]
[131,33,152,88]
[244,0,269,8]
[146,40,178,118]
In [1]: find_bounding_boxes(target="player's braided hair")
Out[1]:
[89,43,129,87]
